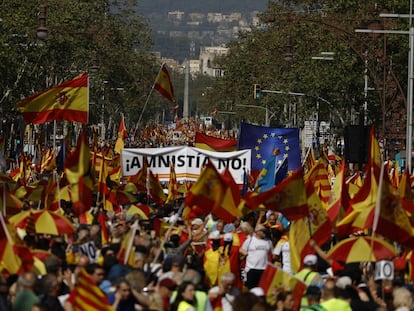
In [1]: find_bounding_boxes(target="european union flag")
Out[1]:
[238,122,301,174]
[255,152,289,193]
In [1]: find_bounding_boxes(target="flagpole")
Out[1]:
[136,63,165,132]
[124,220,140,265]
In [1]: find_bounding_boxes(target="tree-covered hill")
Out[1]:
[136,0,267,14]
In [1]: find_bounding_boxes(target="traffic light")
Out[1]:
[253,84,261,99]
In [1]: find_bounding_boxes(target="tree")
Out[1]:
[0,0,156,140]
[215,0,409,156]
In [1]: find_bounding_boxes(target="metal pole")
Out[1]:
[407,26,413,173]
[265,105,269,126]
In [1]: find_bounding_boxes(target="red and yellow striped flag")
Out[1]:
[154,64,175,102]
[67,268,114,310]
[17,73,89,124]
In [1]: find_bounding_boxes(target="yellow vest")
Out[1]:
[177,300,194,311]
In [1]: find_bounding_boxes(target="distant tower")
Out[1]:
[183,59,189,119]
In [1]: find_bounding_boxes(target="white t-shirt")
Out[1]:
[273,239,292,274]
[241,235,272,271]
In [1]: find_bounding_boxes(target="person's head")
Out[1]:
[305,285,322,306]
[114,278,132,301]
[232,292,261,311]
[276,290,294,311]
[321,278,336,300]
[170,234,180,247]
[240,221,254,235]
[221,272,236,293]
[182,268,202,288]
[254,224,267,239]
[41,273,60,296]
[157,277,177,298]
[233,217,242,229]
[303,254,318,270]
[216,219,225,233]
[191,218,203,230]
[85,263,106,286]
[267,213,277,226]
[175,281,196,304]
[17,271,36,290]
[393,287,414,310]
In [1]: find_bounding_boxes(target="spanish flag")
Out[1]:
[114,113,128,154]
[154,64,175,102]
[67,268,114,310]
[17,73,89,124]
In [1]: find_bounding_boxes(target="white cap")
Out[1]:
[336,276,352,289]
[191,218,203,226]
[250,287,265,296]
[303,254,318,266]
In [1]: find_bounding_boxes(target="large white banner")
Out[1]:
[122,146,251,184]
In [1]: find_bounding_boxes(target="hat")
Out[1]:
[250,287,265,296]
[191,218,203,226]
[336,276,352,289]
[303,254,318,266]
[255,224,267,232]
[158,278,177,291]
[208,230,221,240]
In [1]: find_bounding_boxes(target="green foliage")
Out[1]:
[0,0,155,129]
[214,0,410,147]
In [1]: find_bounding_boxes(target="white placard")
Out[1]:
[79,241,98,263]
[375,260,394,280]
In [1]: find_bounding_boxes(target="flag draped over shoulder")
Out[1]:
[17,73,89,124]
[194,132,237,152]
[258,263,306,310]
[114,114,128,154]
[67,268,114,310]
[154,64,175,102]
[238,122,301,179]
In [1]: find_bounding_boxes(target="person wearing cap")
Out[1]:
[295,254,324,309]
[239,224,273,289]
[295,254,323,286]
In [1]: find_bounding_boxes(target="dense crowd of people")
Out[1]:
[0,203,412,311]
[0,121,413,311]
